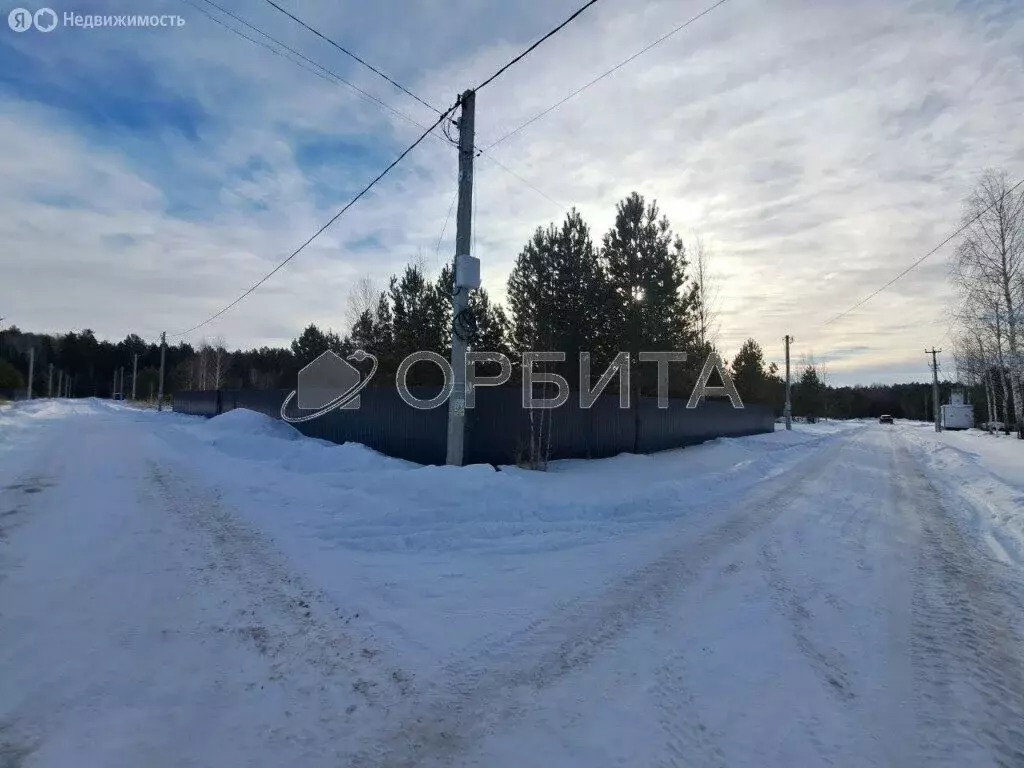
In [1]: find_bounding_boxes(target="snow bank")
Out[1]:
[154,408,858,557]
[898,422,1024,565]
[202,408,303,441]
[173,407,414,472]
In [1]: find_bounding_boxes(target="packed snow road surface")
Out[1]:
[1,401,1022,767]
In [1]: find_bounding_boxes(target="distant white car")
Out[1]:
[879,414,894,424]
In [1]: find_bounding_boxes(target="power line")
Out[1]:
[823,176,1024,328]
[174,0,610,336]
[433,190,458,270]
[189,0,567,213]
[483,0,729,152]
[477,151,565,210]
[262,0,441,115]
[188,0,448,140]
[475,0,603,92]
[170,104,458,337]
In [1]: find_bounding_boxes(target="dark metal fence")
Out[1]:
[174,387,774,465]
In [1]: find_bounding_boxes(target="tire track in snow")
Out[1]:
[0,438,62,582]
[651,651,727,768]
[0,432,64,762]
[754,432,892,708]
[758,536,857,703]
[355,434,856,767]
[894,443,1024,767]
[144,459,416,753]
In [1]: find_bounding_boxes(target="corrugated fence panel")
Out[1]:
[290,387,448,466]
[174,386,774,466]
[636,398,775,453]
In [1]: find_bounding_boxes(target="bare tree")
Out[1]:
[344,276,379,334]
[690,233,720,349]
[197,339,210,390]
[954,169,1024,434]
[210,335,229,389]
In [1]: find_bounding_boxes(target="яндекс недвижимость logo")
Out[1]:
[8,8,186,32]
[8,7,57,32]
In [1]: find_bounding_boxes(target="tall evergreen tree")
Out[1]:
[291,324,343,369]
[730,338,782,407]
[390,264,444,359]
[507,209,609,385]
[350,292,394,365]
[0,357,24,391]
[508,224,558,351]
[794,365,825,420]
[600,192,699,395]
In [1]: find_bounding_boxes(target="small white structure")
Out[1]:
[941,389,973,431]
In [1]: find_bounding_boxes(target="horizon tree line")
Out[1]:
[3,189,970,424]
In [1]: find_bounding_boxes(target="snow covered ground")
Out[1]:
[1,400,1022,766]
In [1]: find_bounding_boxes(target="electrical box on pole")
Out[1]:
[455,253,481,290]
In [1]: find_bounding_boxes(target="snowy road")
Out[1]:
[1,401,1023,767]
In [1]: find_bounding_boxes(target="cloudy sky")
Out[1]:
[1,0,1021,384]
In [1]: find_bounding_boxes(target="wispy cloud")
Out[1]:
[1,0,1021,384]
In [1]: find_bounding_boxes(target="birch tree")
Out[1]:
[954,170,1024,433]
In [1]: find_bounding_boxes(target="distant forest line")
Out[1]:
[1,191,991,422]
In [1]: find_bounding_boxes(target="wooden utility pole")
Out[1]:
[112,370,117,400]
[132,353,138,401]
[157,332,167,411]
[446,89,475,466]
[47,362,53,398]
[27,347,34,400]
[784,335,793,430]
[926,348,941,432]
[56,369,63,399]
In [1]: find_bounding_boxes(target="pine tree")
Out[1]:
[730,338,782,407]
[600,192,699,395]
[390,264,445,359]
[506,209,609,386]
[0,358,24,391]
[291,324,326,369]
[731,339,767,403]
[507,224,558,352]
[350,292,394,362]
[795,365,825,420]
